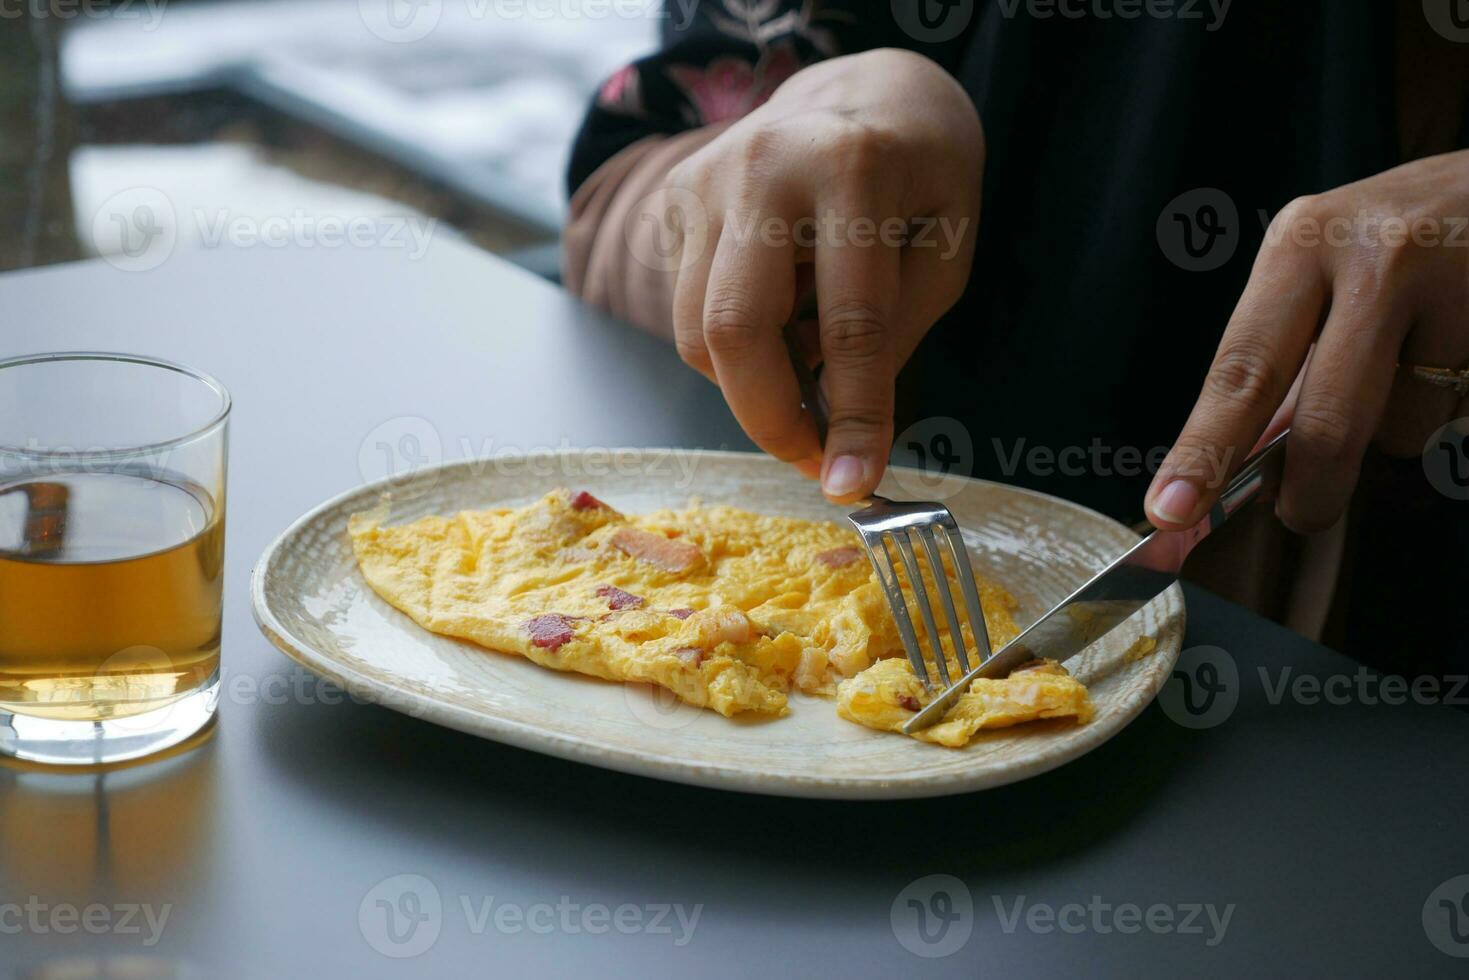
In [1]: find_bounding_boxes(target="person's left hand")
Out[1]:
[1145,148,1469,533]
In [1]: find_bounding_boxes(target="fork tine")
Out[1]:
[860,532,931,689]
[892,530,951,687]
[917,526,971,673]
[938,518,993,664]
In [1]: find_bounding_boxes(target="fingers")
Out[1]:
[671,213,720,383]
[1146,221,1328,528]
[814,214,902,502]
[1277,284,1407,532]
[701,219,823,469]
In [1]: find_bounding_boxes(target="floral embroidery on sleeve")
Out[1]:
[596,63,644,117]
[666,42,802,126]
[569,0,872,196]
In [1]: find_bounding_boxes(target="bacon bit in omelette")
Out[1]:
[610,527,705,573]
[523,614,577,650]
[688,607,753,648]
[816,546,864,569]
[596,585,645,610]
[898,695,922,712]
[667,608,695,620]
[674,646,709,667]
[569,490,606,510]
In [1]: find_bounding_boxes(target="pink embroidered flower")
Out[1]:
[667,44,803,126]
[596,64,643,116]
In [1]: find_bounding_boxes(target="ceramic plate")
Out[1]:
[251,451,1183,799]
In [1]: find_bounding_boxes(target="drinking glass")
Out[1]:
[0,352,229,764]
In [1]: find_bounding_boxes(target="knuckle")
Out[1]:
[1164,438,1229,484]
[1272,194,1327,240]
[1205,339,1282,408]
[826,409,889,439]
[744,417,803,450]
[821,301,888,360]
[735,125,785,175]
[702,298,762,355]
[1277,498,1340,536]
[1291,396,1361,466]
[826,122,901,184]
[674,336,711,370]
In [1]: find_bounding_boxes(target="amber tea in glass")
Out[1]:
[0,353,229,764]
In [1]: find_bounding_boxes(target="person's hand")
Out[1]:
[1146,149,1469,533]
[657,48,983,501]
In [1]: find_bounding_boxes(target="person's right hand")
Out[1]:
[654,48,983,502]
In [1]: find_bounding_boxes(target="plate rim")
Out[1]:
[250,448,1185,800]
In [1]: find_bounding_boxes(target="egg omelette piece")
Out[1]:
[348,488,1093,744]
[836,658,1095,748]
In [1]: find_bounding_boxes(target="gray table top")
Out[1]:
[2,240,1467,979]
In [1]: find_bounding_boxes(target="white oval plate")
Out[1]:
[251,451,1182,799]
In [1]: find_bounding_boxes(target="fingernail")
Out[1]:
[1151,479,1200,525]
[823,455,866,498]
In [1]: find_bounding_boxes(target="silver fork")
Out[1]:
[846,497,995,693]
[784,323,996,693]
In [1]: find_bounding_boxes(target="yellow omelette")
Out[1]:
[348,489,1093,746]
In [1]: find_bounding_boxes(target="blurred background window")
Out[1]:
[2,0,659,277]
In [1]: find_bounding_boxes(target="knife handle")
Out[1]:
[1213,428,1289,525]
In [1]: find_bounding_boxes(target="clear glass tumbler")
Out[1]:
[0,352,229,764]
